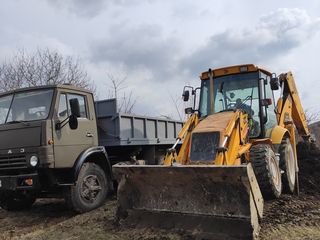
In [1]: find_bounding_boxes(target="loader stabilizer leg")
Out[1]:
[113,163,264,239]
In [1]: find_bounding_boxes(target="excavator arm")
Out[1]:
[277,72,311,141]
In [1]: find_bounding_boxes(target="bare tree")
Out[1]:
[0,48,95,93]
[106,72,137,114]
[169,93,184,121]
[305,108,320,125]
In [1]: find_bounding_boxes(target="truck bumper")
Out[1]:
[0,173,40,191]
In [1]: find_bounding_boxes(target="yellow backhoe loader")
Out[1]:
[113,64,311,239]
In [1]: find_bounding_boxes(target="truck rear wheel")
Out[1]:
[0,192,36,211]
[66,162,108,213]
[279,138,296,193]
[250,144,282,199]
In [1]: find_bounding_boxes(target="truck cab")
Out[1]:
[0,85,111,212]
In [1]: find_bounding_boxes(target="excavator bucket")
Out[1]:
[113,163,263,239]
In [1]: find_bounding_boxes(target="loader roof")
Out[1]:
[200,64,272,80]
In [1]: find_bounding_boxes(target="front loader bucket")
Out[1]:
[113,163,263,240]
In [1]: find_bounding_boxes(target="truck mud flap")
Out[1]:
[113,163,264,239]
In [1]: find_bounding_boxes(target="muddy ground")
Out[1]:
[1,146,320,240]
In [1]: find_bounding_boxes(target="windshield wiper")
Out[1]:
[6,120,30,126]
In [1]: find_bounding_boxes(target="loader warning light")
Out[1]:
[240,66,248,72]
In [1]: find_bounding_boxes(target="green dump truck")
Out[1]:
[0,85,182,212]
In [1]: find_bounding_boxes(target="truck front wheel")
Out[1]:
[66,162,108,213]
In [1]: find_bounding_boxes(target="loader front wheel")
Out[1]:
[250,144,282,199]
[279,138,296,193]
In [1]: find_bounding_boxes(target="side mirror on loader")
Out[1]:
[270,73,280,90]
[182,90,190,102]
[184,107,194,114]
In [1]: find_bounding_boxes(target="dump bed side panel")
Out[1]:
[95,99,183,147]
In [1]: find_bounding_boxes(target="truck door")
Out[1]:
[53,91,97,168]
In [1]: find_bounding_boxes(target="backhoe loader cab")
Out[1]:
[113,64,311,239]
[197,65,277,138]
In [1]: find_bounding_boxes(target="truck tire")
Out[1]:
[250,144,282,199]
[0,192,35,211]
[279,138,296,193]
[66,162,108,213]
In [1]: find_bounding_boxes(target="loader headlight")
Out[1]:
[29,155,39,167]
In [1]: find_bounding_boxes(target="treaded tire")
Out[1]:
[250,144,282,200]
[65,162,108,213]
[0,192,35,211]
[279,138,296,193]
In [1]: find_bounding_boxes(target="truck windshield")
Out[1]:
[0,89,54,125]
[199,72,261,136]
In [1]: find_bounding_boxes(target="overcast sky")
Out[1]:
[1,0,320,119]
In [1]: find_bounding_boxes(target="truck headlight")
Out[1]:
[30,155,39,167]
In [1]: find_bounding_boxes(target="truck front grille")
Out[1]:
[190,131,220,162]
[0,154,27,170]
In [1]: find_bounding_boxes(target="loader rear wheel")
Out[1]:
[250,144,282,199]
[279,138,296,193]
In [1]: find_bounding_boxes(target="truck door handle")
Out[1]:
[86,132,94,137]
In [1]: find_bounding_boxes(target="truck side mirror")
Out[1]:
[55,98,80,130]
[69,115,78,130]
[69,98,80,117]
[69,98,80,130]
[182,90,190,102]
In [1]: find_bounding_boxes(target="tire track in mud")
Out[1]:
[260,145,320,240]
[2,195,320,240]
[0,199,75,240]
[260,194,320,240]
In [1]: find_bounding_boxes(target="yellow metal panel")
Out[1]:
[200,64,272,80]
[163,113,199,165]
[270,125,290,145]
[280,72,310,138]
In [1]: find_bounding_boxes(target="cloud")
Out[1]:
[181,8,320,74]
[87,8,320,118]
[45,0,106,18]
[89,24,182,81]
[46,0,154,18]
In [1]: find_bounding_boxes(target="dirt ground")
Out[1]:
[1,146,320,240]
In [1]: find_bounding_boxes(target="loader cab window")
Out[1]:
[199,72,261,137]
[260,73,278,133]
